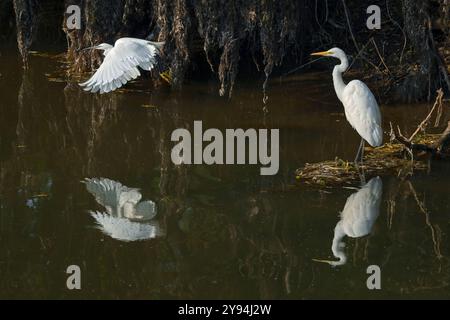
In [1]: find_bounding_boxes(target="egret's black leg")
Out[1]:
[358,163,366,185]
[354,139,366,185]
[354,138,364,165]
[360,140,365,165]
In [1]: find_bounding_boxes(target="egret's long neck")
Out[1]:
[102,44,113,56]
[331,221,347,266]
[332,56,349,102]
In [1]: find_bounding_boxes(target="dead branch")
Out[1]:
[371,38,391,75]
[389,122,436,154]
[389,89,450,157]
[341,0,359,52]
[409,89,443,141]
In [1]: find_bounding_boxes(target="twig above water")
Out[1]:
[409,89,444,141]
[389,89,450,158]
[341,0,359,52]
[371,38,391,75]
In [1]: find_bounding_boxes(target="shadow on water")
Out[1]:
[0,52,449,299]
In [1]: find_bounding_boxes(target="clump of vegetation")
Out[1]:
[295,145,428,187]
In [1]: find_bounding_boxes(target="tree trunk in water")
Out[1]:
[13,0,38,68]
[399,0,450,102]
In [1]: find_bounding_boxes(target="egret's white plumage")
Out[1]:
[79,38,164,94]
[311,47,383,162]
[342,80,383,147]
[82,177,157,220]
[90,211,163,242]
[314,176,383,266]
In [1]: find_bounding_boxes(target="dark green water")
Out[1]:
[0,52,449,299]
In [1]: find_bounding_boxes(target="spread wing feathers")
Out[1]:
[82,177,141,210]
[80,38,162,94]
[135,200,157,220]
[340,177,382,238]
[342,80,383,147]
[90,211,160,241]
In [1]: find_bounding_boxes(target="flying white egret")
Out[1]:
[82,177,157,220]
[90,211,163,242]
[313,176,383,266]
[311,48,383,164]
[79,37,167,94]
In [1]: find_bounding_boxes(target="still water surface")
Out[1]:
[0,52,449,299]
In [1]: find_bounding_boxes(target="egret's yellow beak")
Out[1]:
[310,50,333,57]
[79,46,96,52]
[312,258,336,265]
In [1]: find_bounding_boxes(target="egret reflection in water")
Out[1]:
[90,211,163,242]
[314,176,383,266]
[83,177,157,220]
[83,178,162,241]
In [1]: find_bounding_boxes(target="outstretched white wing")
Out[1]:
[80,38,163,94]
[90,211,162,242]
[342,80,383,147]
[83,178,123,211]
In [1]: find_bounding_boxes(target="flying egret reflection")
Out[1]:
[314,176,383,266]
[79,37,168,94]
[83,178,162,242]
[311,48,383,165]
[83,177,157,220]
[90,211,163,242]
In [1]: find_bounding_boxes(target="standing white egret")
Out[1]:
[313,176,383,266]
[311,48,383,164]
[79,37,166,94]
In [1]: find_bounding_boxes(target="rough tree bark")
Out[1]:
[398,0,450,102]
[12,0,38,68]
